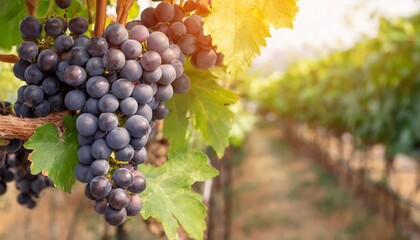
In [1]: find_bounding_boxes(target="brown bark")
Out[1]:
[0,113,68,140]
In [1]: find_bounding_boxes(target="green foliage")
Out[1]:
[164,65,238,158]
[0,61,22,102]
[24,115,79,193]
[139,151,218,240]
[260,13,420,157]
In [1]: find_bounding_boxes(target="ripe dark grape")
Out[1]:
[90,176,112,199]
[86,76,110,98]
[76,113,98,136]
[112,168,134,189]
[120,60,142,82]
[158,64,176,85]
[91,139,112,159]
[13,60,30,81]
[69,47,90,66]
[172,74,191,93]
[108,188,130,209]
[105,206,127,226]
[129,25,149,43]
[33,100,51,117]
[111,79,133,99]
[94,199,108,214]
[54,35,74,53]
[177,34,198,55]
[153,102,169,120]
[155,2,175,23]
[131,148,147,166]
[20,16,42,39]
[121,39,142,60]
[126,115,149,138]
[135,104,153,122]
[64,90,86,111]
[38,49,59,72]
[142,67,162,84]
[128,175,146,194]
[86,57,105,76]
[120,97,138,116]
[126,195,142,216]
[55,0,71,9]
[98,94,119,113]
[91,160,110,176]
[18,41,39,61]
[147,32,169,55]
[184,15,203,35]
[131,84,154,104]
[103,49,126,70]
[155,84,173,101]
[64,65,87,86]
[168,22,187,42]
[44,18,64,37]
[140,51,161,71]
[41,77,60,95]
[106,127,130,150]
[87,37,109,57]
[105,23,128,46]
[83,98,100,115]
[115,144,134,162]
[98,113,119,132]
[69,17,89,35]
[130,135,148,150]
[192,49,217,69]
[140,7,158,28]
[23,85,44,106]
[24,64,45,85]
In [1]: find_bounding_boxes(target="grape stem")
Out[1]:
[116,0,136,26]
[0,54,19,64]
[45,0,56,18]
[25,0,39,16]
[0,112,69,140]
[93,0,107,37]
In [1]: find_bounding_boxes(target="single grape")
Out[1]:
[120,97,138,116]
[171,4,184,22]
[140,51,161,72]
[77,145,95,165]
[112,168,134,189]
[86,76,110,98]
[184,15,203,35]
[126,195,142,216]
[20,16,42,39]
[161,48,176,64]
[159,64,177,85]
[17,192,30,205]
[94,199,108,214]
[23,85,44,106]
[18,41,39,61]
[91,160,110,176]
[169,44,182,59]
[192,49,217,69]
[172,74,190,93]
[41,77,60,95]
[98,113,119,132]
[147,97,159,110]
[86,57,105,77]
[74,163,90,183]
[64,65,87,86]
[125,115,149,138]
[83,97,100,115]
[13,59,30,81]
[55,0,71,9]
[104,206,127,226]
[74,36,90,48]
[149,82,158,95]
[85,183,97,200]
[140,7,158,28]
[98,94,119,113]
[120,60,142,82]
[14,102,22,116]
[155,84,173,101]
[111,79,133,99]
[69,17,89,35]
[156,22,169,35]
[178,34,198,55]
[76,113,98,136]
[105,23,128,46]
[130,135,148,150]
[155,2,175,23]
[125,20,143,31]
[69,47,90,66]
[91,139,112,159]
[115,144,134,162]
[44,18,64,37]
[24,64,46,85]
[131,148,147,166]
[146,32,169,55]
[87,37,109,57]
[128,175,146,193]
[65,90,86,111]
[131,84,154,104]
[54,35,74,53]
[33,100,51,117]
[90,176,112,199]
[129,25,149,43]
[168,22,187,42]
[120,164,135,172]
[106,127,130,150]
[37,49,59,72]
[135,104,152,122]
[103,49,126,70]
[142,67,162,84]
[108,188,130,209]
[121,39,142,60]
[153,102,169,120]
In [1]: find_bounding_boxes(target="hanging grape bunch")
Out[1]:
[0,102,53,209]
[10,0,222,226]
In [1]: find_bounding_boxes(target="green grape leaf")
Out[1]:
[128,2,140,21]
[164,94,190,157]
[24,115,79,193]
[0,0,26,50]
[164,66,237,158]
[140,151,218,240]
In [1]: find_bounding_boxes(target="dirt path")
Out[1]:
[229,125,403,240]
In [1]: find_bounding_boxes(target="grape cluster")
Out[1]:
[11,0,221,226]
[134,2,223,70]
[0,102,53,209]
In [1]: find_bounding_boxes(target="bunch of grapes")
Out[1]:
[10,0,221,226]
[0,102,53,209]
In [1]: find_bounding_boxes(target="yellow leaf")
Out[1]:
[256,0,299,29]
[203,0,271,75]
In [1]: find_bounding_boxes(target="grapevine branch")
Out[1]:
[93,0,107,37]
[0,113,67,140]
[0,54,19,64]
[116,0,136,26]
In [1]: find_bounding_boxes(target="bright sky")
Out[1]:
[251,0,420,72]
